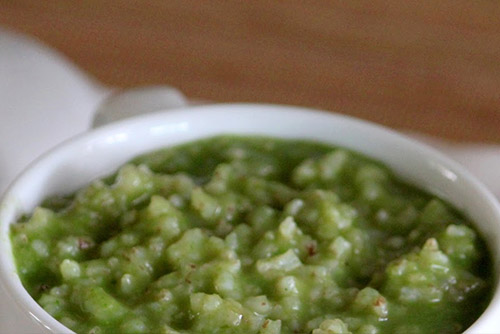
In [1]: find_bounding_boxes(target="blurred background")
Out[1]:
[0,0,499,142]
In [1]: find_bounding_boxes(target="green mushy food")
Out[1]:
[10,136,492,334]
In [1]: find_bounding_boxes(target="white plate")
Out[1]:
[0,28,106,333]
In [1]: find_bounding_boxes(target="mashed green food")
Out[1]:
[11,136,492,334]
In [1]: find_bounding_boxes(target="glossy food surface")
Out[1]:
[11,136,492,334]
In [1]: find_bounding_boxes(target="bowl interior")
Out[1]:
[1,103,499,333]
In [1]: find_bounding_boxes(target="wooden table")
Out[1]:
[1,0,499,143]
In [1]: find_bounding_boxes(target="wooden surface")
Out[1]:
[1,1,499,143]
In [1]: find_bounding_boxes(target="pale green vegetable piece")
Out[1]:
[312,319,352,334]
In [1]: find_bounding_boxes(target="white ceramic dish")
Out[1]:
[0,104,499,333]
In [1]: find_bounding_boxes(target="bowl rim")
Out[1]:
[1,102,499,333]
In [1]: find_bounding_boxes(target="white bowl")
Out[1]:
[1,103,499,333]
